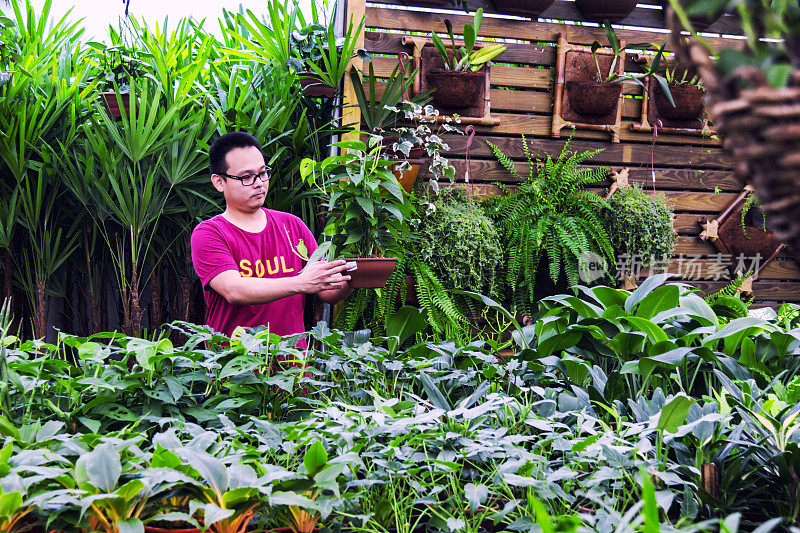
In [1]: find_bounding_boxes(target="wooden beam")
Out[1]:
[342,0,367,144]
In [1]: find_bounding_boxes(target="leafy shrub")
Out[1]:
[485,136,613,308]
[603,183,677,271]
[416,188,503,298]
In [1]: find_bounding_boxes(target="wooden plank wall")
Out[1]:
[352,0,800,308]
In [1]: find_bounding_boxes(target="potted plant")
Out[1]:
[490,0,555,19]
[645,47,706,120]
[300,136,416,288]
[384,100,461,192]
[603,183,678,285]
[427,9,506,109]
[92,44,146,118]
[575,0,638,23]
[289,10,367,98]
[566,22,649,116]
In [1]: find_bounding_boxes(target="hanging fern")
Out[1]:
[486,135,613,310]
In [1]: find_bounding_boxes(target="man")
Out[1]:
[191,131,352,342]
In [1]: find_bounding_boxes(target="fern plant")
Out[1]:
[333,253,467,339]
[485,136,614,308]
[703,272,753,324]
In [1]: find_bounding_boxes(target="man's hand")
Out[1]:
[295,259,352,294]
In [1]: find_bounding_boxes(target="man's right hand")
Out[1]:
[295,260,352,294]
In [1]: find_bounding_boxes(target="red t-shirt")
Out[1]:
[190,208,318,341]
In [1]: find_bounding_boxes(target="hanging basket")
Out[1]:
[565,80,622,116]
[574,0,638,23]
[653,84,706,120]
[491,0,555,18]
[666,6,800,257]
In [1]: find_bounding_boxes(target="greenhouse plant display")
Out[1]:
[485,136,614,310]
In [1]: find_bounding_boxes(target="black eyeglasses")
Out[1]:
[217,166,271,186]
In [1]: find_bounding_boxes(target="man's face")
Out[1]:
[211,146,269,212]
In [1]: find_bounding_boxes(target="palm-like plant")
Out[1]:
[0,0,90,339]
[486,136,614,308]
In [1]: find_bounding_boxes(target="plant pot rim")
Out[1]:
[427,68,485,77]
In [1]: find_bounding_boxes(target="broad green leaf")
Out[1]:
[203,503,234,527]
[270,491,319,510]
[80,443,121,492]
[657,394,694,433]
[304,441,328,479]
[634,284,679,320]
[465,483,488,513]
[117,518,144,533]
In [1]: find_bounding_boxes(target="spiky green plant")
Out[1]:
[486,136,613,307]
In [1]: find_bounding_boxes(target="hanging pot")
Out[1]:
[574,0,638,23]
[298,71,336,98]
[346,258,398,288]
[100,91,131,119]
[653,84,706,120]
[490,0,555,18]
[565,80,622,116]
[663,0,724,31]
[426,69,485,109]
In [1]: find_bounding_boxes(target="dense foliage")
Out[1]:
[486,137,614,311]
[0,275,798,531]
[0,0,344,338]
[604,183,678,271]
[417,188,503,299]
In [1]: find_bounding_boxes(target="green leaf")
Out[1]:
[419,372,452,411]
[0,491,22,517]
[386,306,428,347]
[304,441,328,478]
[270,491,320,510]
[80,443,121,492]
[355,197,374,217]
[465,483,488,513]
[657,394,694,433]
[203,503,235,526]
[635,284,679,320]
[117,518,144,533]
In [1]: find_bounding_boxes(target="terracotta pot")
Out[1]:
[491,0,555,17]
[426,69,485,109]
[347,258,398,288]
[100,91,130,119]
[298,71,336,98]
[653,83,706,120]
[565,80,621,116]
[390,162,421,193]
[574,0,638,22]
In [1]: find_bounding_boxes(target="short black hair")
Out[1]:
[209,132,264,175]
